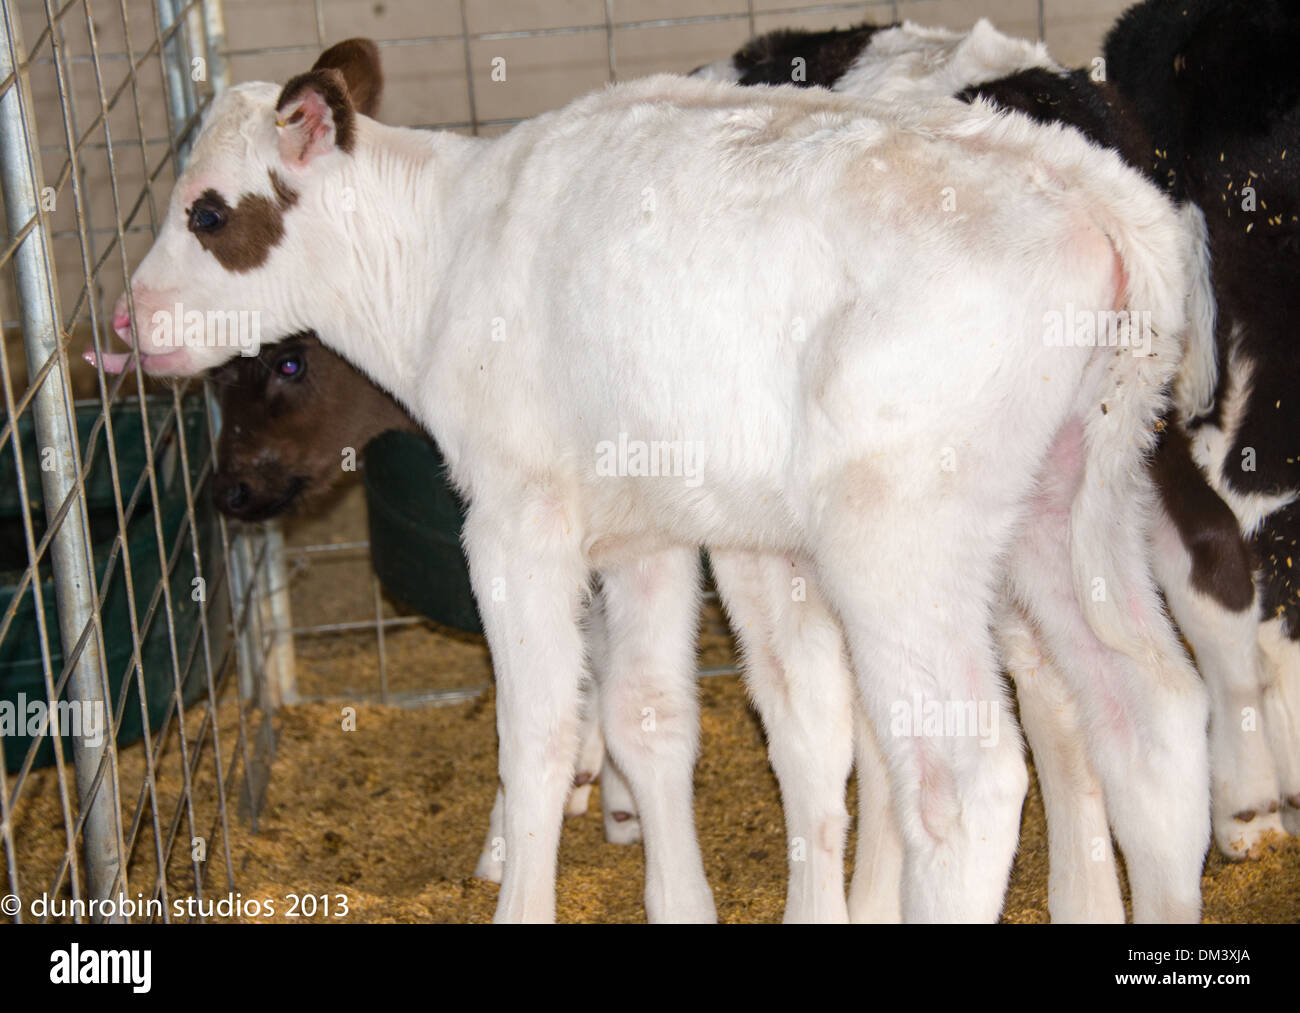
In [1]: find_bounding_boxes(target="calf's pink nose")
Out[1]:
[111,295,132,340]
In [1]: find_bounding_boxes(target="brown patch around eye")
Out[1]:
[191,171,300,274]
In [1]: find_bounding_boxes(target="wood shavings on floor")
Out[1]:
[216,672,1300,924]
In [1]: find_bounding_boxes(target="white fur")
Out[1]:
[593,546,715,921]
[846,700,903,922]
[473,672,611,884]
[691,60,742,83]
[837,19,1057,102]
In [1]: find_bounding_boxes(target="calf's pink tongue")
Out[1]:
[83,349,132,373]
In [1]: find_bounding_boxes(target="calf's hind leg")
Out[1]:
[847,702,903,923]
[474,624,625,884]
[1149,514,1283,857]
[995,602,1123,922]
[595,546,715,922]
[710,549,854,923]
[1149,424,1282,856]
[811,490,1028,923]
[1013,419,1209,922]
[581,601,643,843]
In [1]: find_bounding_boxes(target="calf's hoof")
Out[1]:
[1214,803,1286,859]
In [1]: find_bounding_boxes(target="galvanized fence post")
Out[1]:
[201,0,230,93]
[157,0,202,162]
[0,2,125,918]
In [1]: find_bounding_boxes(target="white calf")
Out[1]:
[479,17,1223,919]
[97,42,1208,921]
[694,17,1216,918]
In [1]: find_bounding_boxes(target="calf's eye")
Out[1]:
[188,203,225,233]
[275,354,305,379]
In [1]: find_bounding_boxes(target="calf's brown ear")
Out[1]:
[275,68,354,166]
[313,38,383,118]
[274,39,381,167]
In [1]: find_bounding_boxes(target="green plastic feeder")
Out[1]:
[363,431,482,635]
[0,398,221,773]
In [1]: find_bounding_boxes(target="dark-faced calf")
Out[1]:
[209,332,417,520]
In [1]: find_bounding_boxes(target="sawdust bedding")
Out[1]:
[10,636,1300,923]
[224,672,1300,924]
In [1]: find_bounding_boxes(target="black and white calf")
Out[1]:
[89,36,1209,922]
[1107,0,1300,847]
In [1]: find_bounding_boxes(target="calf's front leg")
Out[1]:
[473,673,608,884]
[464,493,590,923]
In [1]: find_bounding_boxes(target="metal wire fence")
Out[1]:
[0,0,280,924]
[1,0,1059,924]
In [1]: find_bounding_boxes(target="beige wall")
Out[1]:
[2,0,1130,334]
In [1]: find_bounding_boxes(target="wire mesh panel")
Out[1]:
[0,0,277,923]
